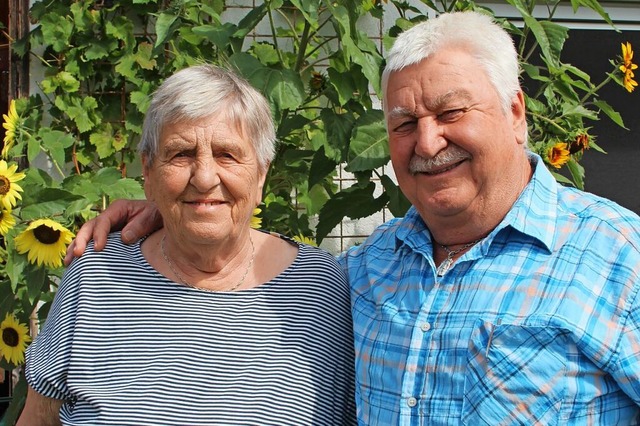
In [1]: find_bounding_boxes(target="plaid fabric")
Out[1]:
[340,154,640,425]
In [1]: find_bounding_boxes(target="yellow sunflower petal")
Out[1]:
[250,207,262,229]
[0,160,25,210]
[0,208,16,236]
[1,100,19,159]
[0,313,31,365]
[14,218,75,268]
[547,142,571,169]
[292,234,318,247]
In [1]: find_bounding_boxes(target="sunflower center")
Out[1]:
[2,327,19,347]
[0,176,10,195]
[34,225,61,244]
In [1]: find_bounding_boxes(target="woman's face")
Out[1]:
[143,114,266,246]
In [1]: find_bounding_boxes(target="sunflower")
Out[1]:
[250,207,262,229]
[620,42,638,74]
[0,160,25,210]
[619,42,638,93]
[15,218,75,268]
[293,234,318,247]
[547,142,570,169]
[0,208,16,236]
[0,313,31,365]
[568,133,590,155]
[2,99,19,159]
[623,71,638,93]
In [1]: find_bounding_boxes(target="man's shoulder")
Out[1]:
[344,210,422,259]
[557,185,640,247]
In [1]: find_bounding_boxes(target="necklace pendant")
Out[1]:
[437,257,453,277]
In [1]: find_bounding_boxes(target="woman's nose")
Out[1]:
[189,156,220,190]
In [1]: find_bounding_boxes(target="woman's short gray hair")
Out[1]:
[139,64,276,170]
[381,11,521,114]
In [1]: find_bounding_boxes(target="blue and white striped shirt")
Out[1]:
[26,233,356,425]
[341,154,640,425]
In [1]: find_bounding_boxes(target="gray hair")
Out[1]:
[139,64,276,170]
[382,11,521,114]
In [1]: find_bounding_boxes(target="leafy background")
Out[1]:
[0,0,637,422]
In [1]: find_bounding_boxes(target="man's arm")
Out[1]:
[64,199,163,266]
[16,386,64,426]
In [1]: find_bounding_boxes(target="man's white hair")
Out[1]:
[381,11,521,114]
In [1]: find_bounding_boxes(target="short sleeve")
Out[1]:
[25,264,81,401]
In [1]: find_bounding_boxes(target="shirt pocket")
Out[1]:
[462,319,569,426]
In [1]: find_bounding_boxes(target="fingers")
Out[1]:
[120,200,164,244]
[63,218,97,266]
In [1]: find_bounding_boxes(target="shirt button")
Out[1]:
[420,322,431,332]
[407,397,418,407]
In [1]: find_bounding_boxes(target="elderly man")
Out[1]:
[66,11,640,425]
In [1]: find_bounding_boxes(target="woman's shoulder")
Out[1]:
[68,231,143,269]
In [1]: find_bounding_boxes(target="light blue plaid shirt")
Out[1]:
[340,154,640,425]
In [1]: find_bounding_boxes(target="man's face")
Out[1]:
[384,47,528,226]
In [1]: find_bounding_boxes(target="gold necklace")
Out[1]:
[436,239,482,277]
[160,234,255,292]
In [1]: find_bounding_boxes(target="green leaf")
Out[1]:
[570,0,615,28]
[39,128,75,167]
[192,23,236,49]
[238,62,306,111]
[380,175,411,217]
[83,41,111,61]
[135,42,157,70]
[154,13,179,47]
[288,0,320,28]
[566,157,585,189]
[309,147,338,189]
[90,131,116,159]
[115,54,139,83]
[40,13,74,52]
[594,100,626,129]
[103,178,145,200]
[20,189,84,220]
[327,67,358,106]
[66,97,98,133]
[316,182,387,242]
[346,110,388,172]
[320,109,356,160]
[27,134,42,163]
[522,17,568,68]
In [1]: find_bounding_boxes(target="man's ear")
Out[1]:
[511,91,528,145]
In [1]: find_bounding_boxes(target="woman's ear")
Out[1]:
[255,162,269,205]
[142,155,153,201]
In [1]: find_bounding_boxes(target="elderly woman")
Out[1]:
[17,65,356,425]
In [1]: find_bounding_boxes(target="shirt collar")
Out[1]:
[394,152,557,254]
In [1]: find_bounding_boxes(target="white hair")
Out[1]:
[139,64,276,170]
[382,11,521,114]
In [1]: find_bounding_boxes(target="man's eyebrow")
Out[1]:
[427,89,472,110]
[387,90,473,120]
[388,106,414,120]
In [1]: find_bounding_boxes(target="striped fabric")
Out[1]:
[26,233,356,425]
[341,154,640,425]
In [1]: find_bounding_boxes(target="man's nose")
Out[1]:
[415,117,447,158]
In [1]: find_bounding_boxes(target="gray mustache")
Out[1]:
[409,149,471,174]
